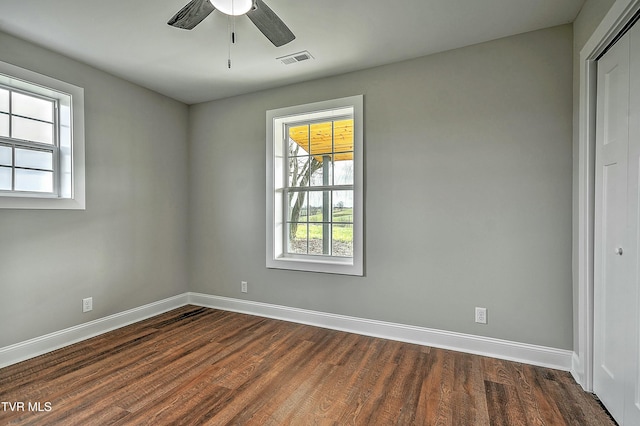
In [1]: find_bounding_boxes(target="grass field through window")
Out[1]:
[296,208,353,241]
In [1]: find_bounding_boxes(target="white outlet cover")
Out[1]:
[475,307,487,324]
[83,297,93,312]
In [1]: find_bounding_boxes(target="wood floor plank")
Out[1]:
[485,380,512,426]
[451,352,490,426]
[333,338,398,425]
[0,306,618,425]
[514,364,567,426]
[419,348,455,426]
[247,332,364,424]
[196,339,317,424]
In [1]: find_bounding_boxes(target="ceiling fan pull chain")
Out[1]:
[227,15,232,68]
[231,0,237,44]
[225,8,238,69]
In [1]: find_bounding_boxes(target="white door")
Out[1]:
[594,21,640,426]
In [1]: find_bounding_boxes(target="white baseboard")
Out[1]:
[188,292,573,371]
[0,294,189,369]
[0,292,574,372]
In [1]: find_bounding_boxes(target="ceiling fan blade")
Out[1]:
[246,0,295,47]
[167,0,215,30]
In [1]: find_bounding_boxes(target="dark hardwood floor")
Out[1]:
[0,305,616,425]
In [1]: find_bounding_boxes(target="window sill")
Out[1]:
[0,195,85,210]
[267,255,363,276]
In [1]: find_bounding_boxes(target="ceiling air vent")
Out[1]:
[278,51,314,65]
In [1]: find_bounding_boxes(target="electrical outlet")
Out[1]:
[475,307,487,324]
[241,281,248,293]
[82,297,93,313]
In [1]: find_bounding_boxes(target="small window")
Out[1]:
[0,61,85,210]
[266,95,363,275]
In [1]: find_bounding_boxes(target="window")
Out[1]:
[266,95,363,275]
[0,60,85,209]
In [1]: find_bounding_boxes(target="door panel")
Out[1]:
[601,162,626,380]
[594,31,630,424]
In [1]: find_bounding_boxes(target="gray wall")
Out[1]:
[0,23,575,352]
[571,0,615,352]
[189,25,574,349]
[0,33,190,347]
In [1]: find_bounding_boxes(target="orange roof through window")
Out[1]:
[288,119,353,162]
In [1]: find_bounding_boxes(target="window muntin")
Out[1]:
[266,95,363,276]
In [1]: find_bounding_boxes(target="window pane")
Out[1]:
[288,223,308,254]
[0,89,8,113]
[15,148,53,170]
[15,169,53,192]
[59,104,71,127]
[0,145,11,166]
[289,125,309,154]
[333,119,354,153]
[288,191,308,222]
[332,224,353,257]
[309,122,333,156]
[308,191,330,223]
[12,116,53,144]
[0,166,11,190]
[288,156,310,187]
[0,113,8,138]
[60,123,71,144]
[308,223,326,255]
[12,92,54,122]
[334,158,353,185]
[310,155,332,187]
[333,190,353,222]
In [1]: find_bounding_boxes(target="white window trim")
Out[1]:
[266,95,364,276]
[0,60,85,210]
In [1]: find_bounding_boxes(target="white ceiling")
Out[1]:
[0,0,585,105]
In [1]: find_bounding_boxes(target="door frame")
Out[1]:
[576,0,640,392]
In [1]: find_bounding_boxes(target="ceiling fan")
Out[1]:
[167,0,295,47]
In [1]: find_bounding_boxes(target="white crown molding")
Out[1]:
[0,294,188,369]
[188,293,573,371]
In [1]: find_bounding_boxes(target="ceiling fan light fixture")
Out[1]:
[211,0,253,16]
